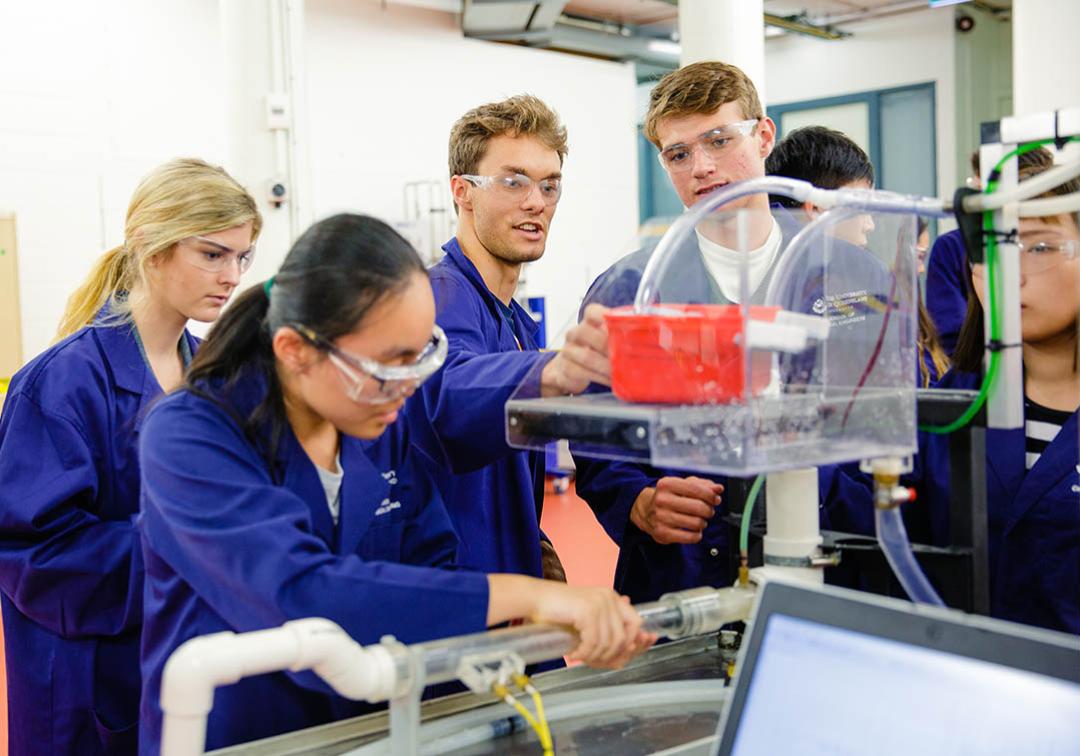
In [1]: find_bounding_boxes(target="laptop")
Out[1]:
[712,580,1080,756]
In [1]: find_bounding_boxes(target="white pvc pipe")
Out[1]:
[158,586,759,755]
[160,618,398,756]
[964,158,1080,212]
[1019,192,1080,216]
[762,468,823,585]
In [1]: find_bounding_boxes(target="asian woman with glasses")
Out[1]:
[136,213,653,753]
[0,158,261,755]
[923,160,1080,635]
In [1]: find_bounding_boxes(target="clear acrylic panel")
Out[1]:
[507,196,919,476]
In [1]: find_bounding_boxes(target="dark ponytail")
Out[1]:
[184,213,427,467]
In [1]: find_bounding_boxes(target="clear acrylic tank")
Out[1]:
[506,183,920,476]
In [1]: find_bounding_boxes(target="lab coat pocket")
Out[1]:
[91,633,141,752]
[91,708,138,754]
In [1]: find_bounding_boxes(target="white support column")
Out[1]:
[1013,0,1080,116]
[759,468,823,586]
[677,0,765,104]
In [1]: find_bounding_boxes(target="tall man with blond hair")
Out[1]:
[407,95,610,581]
[573,62,788,603]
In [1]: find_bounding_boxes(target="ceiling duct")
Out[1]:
[462,0,570,35]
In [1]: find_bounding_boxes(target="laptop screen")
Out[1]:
[729,613,1080,756]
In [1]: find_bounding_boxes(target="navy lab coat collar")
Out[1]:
[441,237,542,343]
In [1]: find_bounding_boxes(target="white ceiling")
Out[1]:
[564,0,1008,31]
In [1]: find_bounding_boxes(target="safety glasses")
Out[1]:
[657,119,760,175]
[176,235,256,274]
[291,323,448,404]
[460,172,563,206]
[972,237,1079,276]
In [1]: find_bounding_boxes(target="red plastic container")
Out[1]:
[604,304,780,404]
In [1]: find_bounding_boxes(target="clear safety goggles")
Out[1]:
[291,323,448,404]
[657,118,761,174]
[460,172,563,206]
[973,237,1079,276]
[176,235,256,274]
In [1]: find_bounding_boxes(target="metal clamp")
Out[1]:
[764,548,842,569]
[456,651,526,695]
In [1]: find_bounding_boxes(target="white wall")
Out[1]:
[765,8,958,202]
[1,0,638,362]
[0,1,231,360]
[304,0,640,344]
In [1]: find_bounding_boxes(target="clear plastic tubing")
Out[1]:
[875,506,945,606]
[633,176,949,312]
[409,586,754,687]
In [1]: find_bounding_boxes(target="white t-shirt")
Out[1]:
[696,218,782,303]
[314,451,344,525]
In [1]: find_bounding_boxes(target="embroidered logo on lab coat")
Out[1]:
[375,498,402,516]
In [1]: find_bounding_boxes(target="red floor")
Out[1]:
[539,478,619,588]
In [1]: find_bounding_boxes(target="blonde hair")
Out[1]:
[54,158,262,341]
[643,61,764,148]
[448,94,568,178]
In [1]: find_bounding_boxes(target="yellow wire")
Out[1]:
[493,683,552,755]
[513,674,555,755]
[528,686,554,755]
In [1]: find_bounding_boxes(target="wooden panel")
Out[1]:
[0,213,22,385]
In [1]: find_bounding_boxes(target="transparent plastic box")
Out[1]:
[506,185,920,476]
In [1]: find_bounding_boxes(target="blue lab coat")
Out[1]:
[925,230,970,356]
[137,372,490,753]
[573,212,907,602]
[0,319,197,756]
[406,238,555,578]
[923,371,1080,634]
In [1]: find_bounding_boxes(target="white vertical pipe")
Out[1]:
[677,0,766,105]
[763,468,823,585]
[284,0,313,234]
[980,142,1024,430]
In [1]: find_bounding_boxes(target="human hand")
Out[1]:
[629,476,724,545]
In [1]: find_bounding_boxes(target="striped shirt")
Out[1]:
[1025,398,1072,470]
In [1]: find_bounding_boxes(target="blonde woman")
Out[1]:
[0,158,261,755]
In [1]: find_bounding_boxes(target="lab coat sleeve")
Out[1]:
[421,275,554,472]
[925,232,969,356]
[569,265,660,547]
[572,454,659,547]
[0,392,142,638]
[138,397,490,665]
[817,464,876,536]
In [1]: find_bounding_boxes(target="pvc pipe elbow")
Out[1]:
[160,631,244,717]
[284,618,399,702]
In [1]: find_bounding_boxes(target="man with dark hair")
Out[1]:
[406,95,609,582]
[765,125,875,205]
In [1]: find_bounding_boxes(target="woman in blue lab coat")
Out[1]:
[925,166,1080,634]
[137,213,652,754]
[0,158,261,756]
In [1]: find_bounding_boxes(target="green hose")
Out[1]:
[738,474,766,559]
[920,137,1079,434]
